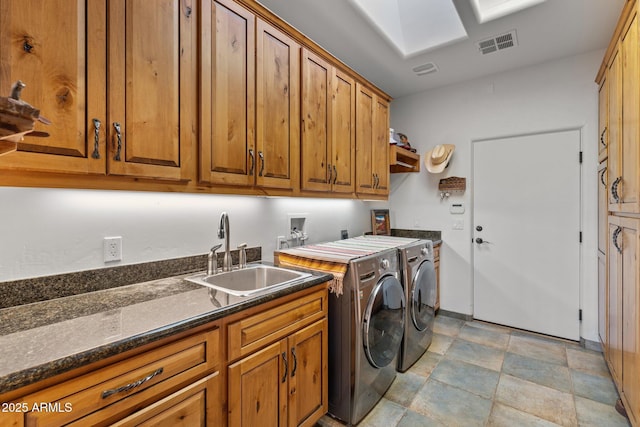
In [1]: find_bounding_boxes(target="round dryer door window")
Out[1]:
[363,275,406,368]
[412,259,436,331]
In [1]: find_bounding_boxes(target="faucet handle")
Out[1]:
[237,243,248,269]
[207,243,223,275]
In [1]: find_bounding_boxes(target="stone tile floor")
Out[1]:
[318,314,630,427]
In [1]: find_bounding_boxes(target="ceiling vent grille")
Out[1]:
[477,30,518,55]
[412,62,438,76]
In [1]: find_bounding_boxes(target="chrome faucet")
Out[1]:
[218,212,233,272]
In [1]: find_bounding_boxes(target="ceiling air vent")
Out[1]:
[477,30,518,55]
[412,62,438,76]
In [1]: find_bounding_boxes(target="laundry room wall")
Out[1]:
[0,188,374,282]
[388,49,603,342]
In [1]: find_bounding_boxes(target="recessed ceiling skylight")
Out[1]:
[469,0,547,24]
[348,0,468,58]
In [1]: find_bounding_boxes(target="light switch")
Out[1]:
[453,219,464,230]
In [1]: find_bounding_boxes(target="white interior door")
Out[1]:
[473,130,581,340]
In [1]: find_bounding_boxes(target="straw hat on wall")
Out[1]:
[425,144,455,173]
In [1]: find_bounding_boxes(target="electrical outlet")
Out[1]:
[103,236,122,262]
[341,229,349,239]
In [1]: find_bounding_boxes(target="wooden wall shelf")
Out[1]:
[390,145,420,173]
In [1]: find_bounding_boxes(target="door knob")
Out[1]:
[475,237,491,244]
[476,225,483,232]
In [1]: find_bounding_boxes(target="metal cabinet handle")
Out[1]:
[281,352,288,383]
[113,122,122,161]
[92,118,101,159]
[600,167,607,187]
[248,149,255,176]
[258,151,265,177]
[291,347,297,377]
[611,176,622,203]
[102,367,163,399]
[333,165,337,184]
[600,128,607,147]
[613,226,623,254]
[327,164,333,184]
[373,173,378,189]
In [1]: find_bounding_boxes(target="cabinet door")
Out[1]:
[598,161,608,255]
[620,13,640,213]
[228,340,288,427]
[372,97,390,195]
[620,216,640,426]
[288,320,327,427]
[0,0,106,174]
[598,250,607,348]
[200,0,255,186]
[107,0,195,181]
[256,19,300,190]
[331,70,356,193]
[355,83,374,194]
[608,217,623,385]
[301,49,331,192]
[598,77,609,162]
[609,47,622,211]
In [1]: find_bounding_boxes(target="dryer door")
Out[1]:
[363,275,405,368]
[411,259,436,331]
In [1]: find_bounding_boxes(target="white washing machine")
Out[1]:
[327,248,405,425]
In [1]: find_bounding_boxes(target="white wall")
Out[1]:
[389,50,603,342]
[0,188,374,281]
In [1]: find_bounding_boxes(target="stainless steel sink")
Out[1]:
[185,264,311,297]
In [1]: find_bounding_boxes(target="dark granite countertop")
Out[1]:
[0,266,331,394]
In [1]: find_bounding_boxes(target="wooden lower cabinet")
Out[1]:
[0,286,329,427]
[0,326,221,427]
[109,373,219,427]
[228,320,326,427]
[226,285,328,427]
[606,215,640,426]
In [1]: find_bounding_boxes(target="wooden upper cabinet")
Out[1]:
[0,0,195,181]
[331,69,356,193]
[301,50,331,192]
[373,97,390,195]
[355,83,389,197]
[618,12,640,213]
[201,0,299,190]
[301,50,355,194]
[255,19,300,190]
[200,0,255,186]
[0,0,106,174]
[608,45,622,211]
[107,0,195,181]
[598,76,609,162]
[355,83,374,194]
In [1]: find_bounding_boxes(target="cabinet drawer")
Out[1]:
[102,372,219,427]
[19,328,219,427]
[228,288,327,361]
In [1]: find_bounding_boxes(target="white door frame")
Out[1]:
[470,126,583,338]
